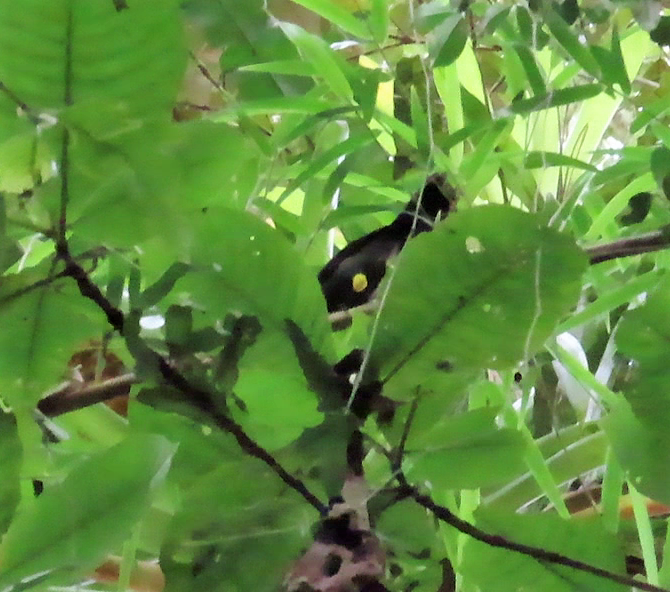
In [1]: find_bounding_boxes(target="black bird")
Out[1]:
[318,175,455,312]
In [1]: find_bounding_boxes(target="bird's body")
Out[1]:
[318,177,455,312]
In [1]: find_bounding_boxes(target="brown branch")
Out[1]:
[586,226,670,264]
[396,474,669,592]
[58,247,326,515]
[38,373,138,417]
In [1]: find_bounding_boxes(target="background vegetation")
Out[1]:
[1,0,670,591]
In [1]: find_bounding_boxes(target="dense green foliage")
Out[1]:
[1,1,670,591]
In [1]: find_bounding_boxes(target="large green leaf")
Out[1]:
[0,434,175,588]
[0,412,21,537]
[0,0,186,114]
[404,406,527,490]
[0,265,102,407]
[371,205,587,400]
[615,279,670,430]
[461,509,626,592]
[179,207,333,356]
[603,398,670,506]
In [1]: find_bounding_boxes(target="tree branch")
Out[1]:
[37,373,138,417]
[586,226,670,264]
[58,248,326,515]
[396,474,669,592]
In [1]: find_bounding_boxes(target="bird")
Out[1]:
[318,175,455,312]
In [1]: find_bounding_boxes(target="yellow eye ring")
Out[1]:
[352,273,368,293]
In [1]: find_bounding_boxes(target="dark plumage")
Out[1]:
[318,176,454,312]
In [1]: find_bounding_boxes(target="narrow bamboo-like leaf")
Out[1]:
[524,151,597,172]
[610,27,631,94]
[214,97,340,122]
[544,6,601,79]
[431,15,468,67]
[0,435,176,588]
[409,86,430,161]
[279,22,354,100]
[505,83,603,114]
[557,270,662,333]
[289,0,370,39]
[513,44,546,95]
[140,262,190,309]
[459,119,510,179]
[239,60,317,76]
[368,0,389,43]
[278,132,375,203]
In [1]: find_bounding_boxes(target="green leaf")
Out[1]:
[0,412,21,537]
[278,132,375,203]
[0,434,176,588]
[239,59,317,76]
[431,15,468,68]
[0,0,186,114]
[372,206,587,399]
[179,207,333,355]
[409,86,430,162]
[616,279,670,431]
[462,509,626,592]
[140,262,190,309]
[513,44,546,95]
[603,398,670,506]
[289,0,370,39]
[543,6,601,79]
[183,0,307,100]
[506,83,603,114]
[651,146,670,199]
[0,267,102,407]
[279,22,354,101]
[405,407,527,489]
[368,0,389,43]
[524,151,597,172]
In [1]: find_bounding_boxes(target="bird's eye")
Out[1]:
[352,273,368,293]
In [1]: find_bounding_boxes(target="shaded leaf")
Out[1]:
[431,15,468,68]
[0,0,186,113]
[616,279,670,431]
[405,407,527,489]
[461,509,626,592]
[0,434,176,588]
[372,206,587,399]
[0,267,102,407]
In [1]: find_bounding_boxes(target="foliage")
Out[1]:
[0,0,670,591]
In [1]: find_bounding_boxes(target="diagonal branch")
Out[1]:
[396,473,669,592]
[57,247,326,515]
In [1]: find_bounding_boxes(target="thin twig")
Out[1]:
[393,395,419,473]
[396,473,669,592]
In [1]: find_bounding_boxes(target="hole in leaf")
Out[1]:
[465,236,484,253]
